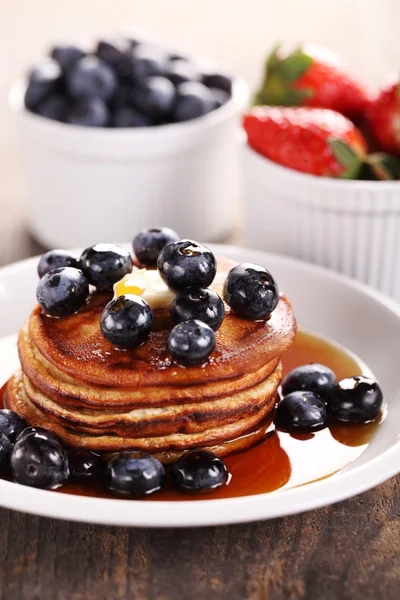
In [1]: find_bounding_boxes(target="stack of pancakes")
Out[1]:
[7,258,296,463]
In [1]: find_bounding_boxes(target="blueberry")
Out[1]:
[0,410,27,442]
[275,391,328,433]
[80,243,133,290]
[38,249,80,278]
[131,43,168,80]
[100,295,153,349]
[133,227,180,266]
[165,59,200,86]
[24,59,62,110]
[66,56,117,100]
[282,364,336,398]
[202,72,232,94]
[171,288,225,331]
[105,451,165,496]
[223,263,279,320]
[132,76,176,120]
[67,97,109,127]
[0,433,13,472]
[67,449,102,483]
[50,44,86,72]
[112,105,150,128]
[95,37,132,76]
[211,88,230,108]
[35,93,68,122]
[172,81,215,122]
[157,239,216,291]
[36,267,89,317]
[172,450,229,493]
[329,376,383,423]
[168,319,215,366]
[17,426,60,443]
[11,429,69,489]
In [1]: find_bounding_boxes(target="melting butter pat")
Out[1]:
[114,269,175,309]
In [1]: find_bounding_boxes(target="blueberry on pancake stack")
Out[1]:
[6,230,296,464]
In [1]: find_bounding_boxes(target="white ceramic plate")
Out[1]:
[0,245,399,527]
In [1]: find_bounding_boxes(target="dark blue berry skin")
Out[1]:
[38,249,80,278]
[105,451,165,496]
[131,44,168,81]
[157,240,216,291]
[11,429,69,490]
[171,288,225,331]
[168,319,215,366]
[0,433,13,472]
[0,410,27,443]
[50,44,86,72]
[223,263,279,320]
[112,105,150,128]
[17,427,59,443]
[133,76,176,120]
[133,227,180,266]
[95,37,132,77]
[67,97,109,127]
[36,267,89,317]
[282,364,336,399]
[172,450,229,493]
[66,56,117,100]
[24,60,62,110]
[80,243,133,290]
[100,296,153,349]
[67,449,102,483]
[165,59,200,86]
[172,82,215,122]
[275,391,328,433]
[202,72,232,94]
[329,377,383,423]
[36,93,68,122]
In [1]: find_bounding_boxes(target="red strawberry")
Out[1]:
[243,106,367,178]
[254,45,370,119]
[367,78,400,154]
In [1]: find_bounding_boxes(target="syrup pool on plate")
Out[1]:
[0,329,385,500]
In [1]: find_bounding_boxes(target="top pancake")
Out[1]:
[27,258,296,388]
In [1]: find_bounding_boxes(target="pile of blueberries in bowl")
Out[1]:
[23,36,233,127]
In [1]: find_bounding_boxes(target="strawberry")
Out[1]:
[367,78,400,154]
[243,106,367,178]
[254,45,370,119]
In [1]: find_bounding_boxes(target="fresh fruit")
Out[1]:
[24,59,62,110]
[367,78,400,154]
[95,37,132,77]
[254,44,370,118]
[157,240,216,291]
[168,319,215,366]
[105,451,165,496]
[67,97,109,127]
[282,364,336,398]
[133,76,176,120]
[243,106,367,178]
[365,153,400,181]
[131,43,168,80]
[100,295,153,349]
[66,56,117,100]
[0,410,27,442]
[172,450,229,493]
[80,243,133,290]
[133,227,180,266]
[172,81,215,122]
[112,106,150,128]
[202,72,232,94]
[36,94,68,122]
[329,376,383,423]
[211,88,230,108]
[16,426,59,443]
[67,449,102,483]
[166,59,200,86]
[0,434,13,471]
[223,263,279,320]
[50,44,85,72]
[171,288,225,331]
[38,249,80,278]
[11,429,69,489]
[36,267,89,317]
[275,391,328,433]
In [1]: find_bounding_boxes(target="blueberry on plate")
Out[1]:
[37,267,89,317]
[67,449,102,483]
[157,239,216,291]
[223,263,279,320]
[172,81,215,122]
[133,227,180,266]
[24,59,62,110]
[282,364,336,398]
[11,429,69,489]
[202,72,232,94]
[133,76,176,120]
[95,37,132,77]
[38,249,80,278]
[165,59,200,86]
[171,288,225,331]
[36,93,68,122]
[112,105,150,128]
[66,55,117,101]
[0,433,13,472]
[100,295,153,349]
[131,43,168,81]
[67,96,109,127]
[172,450,229,493]
[275,391,328,433]
[105,451,165,496]
[168,319,215,366]
[50,44,86,72]
[80,243,133,290]
[329,376,383,423]
[0,410,27,442]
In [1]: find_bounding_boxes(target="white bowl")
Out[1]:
[0,244,399,527]
[9,77,248,249]
[243,144,400,301]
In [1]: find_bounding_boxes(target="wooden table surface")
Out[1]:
[0,211,399,600]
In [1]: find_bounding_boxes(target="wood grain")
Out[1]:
[0,218,399,600]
